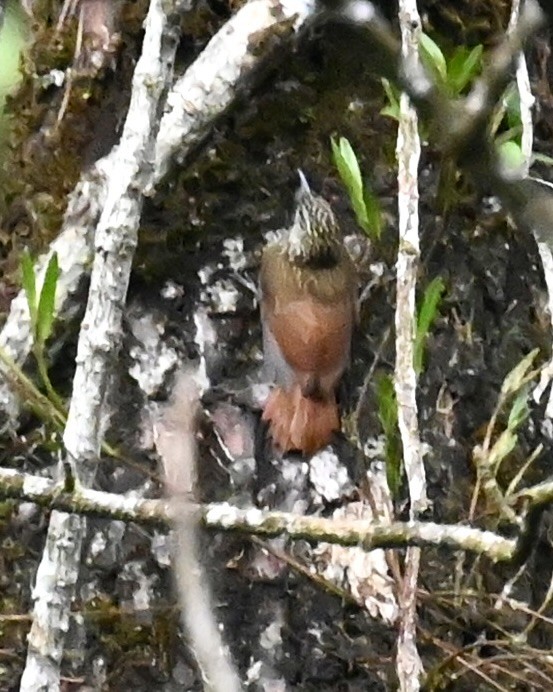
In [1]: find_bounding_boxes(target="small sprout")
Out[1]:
[472,354,541,517]
[507,387,530,431]
[500,348,539,397]
[376,372,402,497]
[492,84,526,171]
[503,86,522,131]
[446,44,483,95]
[331,136,382,240]
[419,34,447,85]
[20,250,63,412]
[380,78,401,122]
[37,252,60,345]
[419,35,483,97]
[414,277,445,375]
[22,251,60,346]
[488,429,517,472]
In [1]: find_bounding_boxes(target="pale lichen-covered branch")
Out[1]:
[394,0,425,688]
[20,2,178,688]
[0,466,526,562]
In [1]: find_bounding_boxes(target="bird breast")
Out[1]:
[260,246,356,392]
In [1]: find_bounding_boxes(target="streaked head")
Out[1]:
[287,171,341,264]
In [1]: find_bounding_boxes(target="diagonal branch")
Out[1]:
[19,2,179,688]
[0,0,317,426]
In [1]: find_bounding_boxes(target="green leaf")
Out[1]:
[364,186,383,240]
[419,33,447,85]
[331,136,363,196]
[36,253,60,345]
[380,104,400,121]
[331,136,380,239]
[507,387,530,431]
[21,249,38,333]
[414,277,445,374]
[380,78,401,122]
[376,373,402,497]
[447,44,483,95]
[0,2,28,118]
[503,86,522,131]
[488,429,517,471]
[497,140,525,172]
[501,348,539,397]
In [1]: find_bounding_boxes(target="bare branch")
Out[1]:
[395,1,426,516]
[150,0,316,190]
[155,371,242,691]
[0,465,519,561]
[394,0,425,687]
[20,2,179,688]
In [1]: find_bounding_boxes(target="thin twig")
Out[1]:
[394,1,425,689]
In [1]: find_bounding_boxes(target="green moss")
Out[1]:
[83,596,179,680]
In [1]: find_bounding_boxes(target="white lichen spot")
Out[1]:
[246,660,263,684]
[91,656,108,689]
[347,99,365,113]
[281,459,309,483]
[23,474,49,496]
[314,502,398,623]
[127,311,179,396]
[363,435,386,460]
[260,618,283,651]
[244,506,265,526]
[205,279,241,313]
[119,560,157,612]
[40,69,65,88]
[198,265,215,286]
[309,450,353,503]
[88,530,108,560]
[251,382,271,407]
[160,280,185,300]
[151,531,172,567]
[193,308,217,394]
[278,0,316,27]
[223,237,248,271]
[15,502,39,524]
[369,261,386,278]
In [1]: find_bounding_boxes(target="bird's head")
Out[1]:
[286,171,341,267]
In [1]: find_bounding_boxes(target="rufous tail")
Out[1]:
[262,385,339,456]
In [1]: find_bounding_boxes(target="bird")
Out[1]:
[259,171,357,456]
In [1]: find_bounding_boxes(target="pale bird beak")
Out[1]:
[296,169,312,199]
